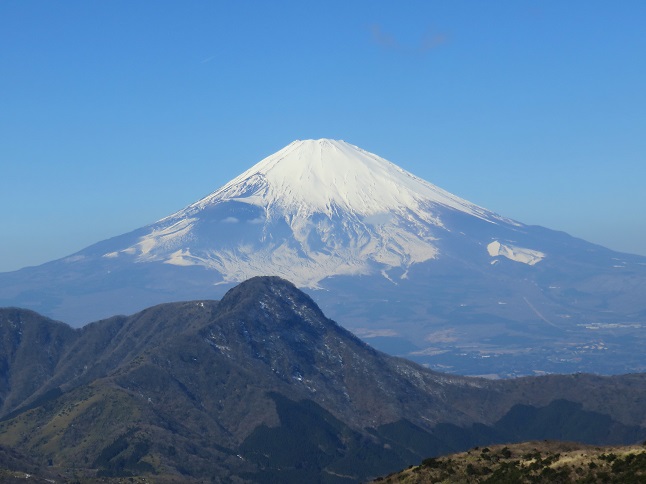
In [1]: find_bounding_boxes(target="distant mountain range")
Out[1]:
[1,139,645,376]
[1,277,645,482]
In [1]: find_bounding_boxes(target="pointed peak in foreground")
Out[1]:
[217,276,326,322]
[220,276,298,302]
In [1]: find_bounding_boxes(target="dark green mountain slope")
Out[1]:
[0,277,645,482]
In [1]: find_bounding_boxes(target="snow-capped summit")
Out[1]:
[181,139,504,222]
[105,139,525,287]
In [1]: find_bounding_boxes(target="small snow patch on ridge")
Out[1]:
[487,240,545,266]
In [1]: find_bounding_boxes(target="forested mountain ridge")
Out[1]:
[1,277,645,482]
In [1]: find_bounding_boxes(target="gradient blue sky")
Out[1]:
[2,1,645,272]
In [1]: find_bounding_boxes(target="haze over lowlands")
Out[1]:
[2,2,646,482]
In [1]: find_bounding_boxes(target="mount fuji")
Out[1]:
[1,139,645,376]
[107,139,522,286]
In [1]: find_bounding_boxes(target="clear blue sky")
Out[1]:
[1,1,645,272]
